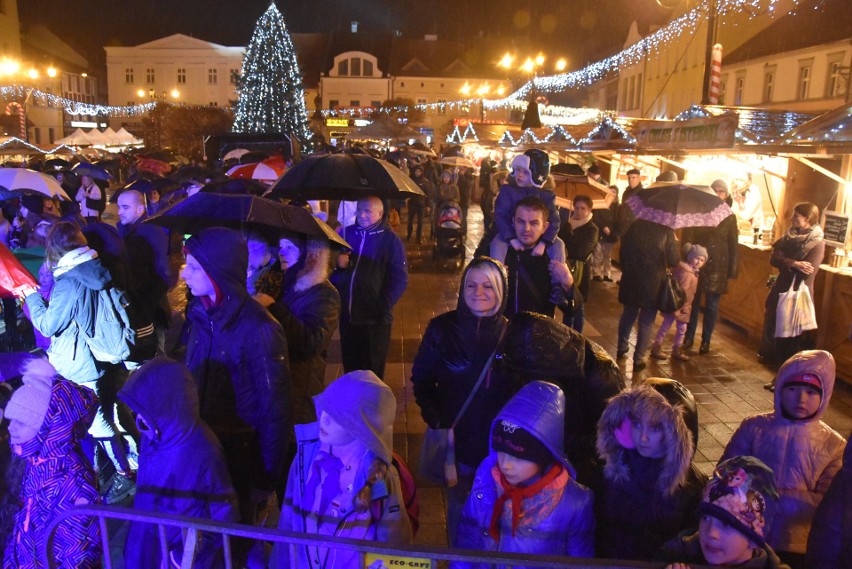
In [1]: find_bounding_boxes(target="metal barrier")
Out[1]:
[42,504,706,569]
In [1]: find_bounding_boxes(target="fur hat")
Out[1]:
[512,149,550,187]
[492,419,554,467]
[684,242,708,263]
[4,359,56,444]
[700,456,779,547]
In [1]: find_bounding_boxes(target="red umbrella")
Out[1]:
[136,157,173,176]
[0,243,38,298]
[226,156,286,181]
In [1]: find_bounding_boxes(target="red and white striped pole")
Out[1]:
[708,43,723,105]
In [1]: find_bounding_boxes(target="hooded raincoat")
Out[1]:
[272,370,412,569]
[3,363,101,569]
[721,350,846,554]
[119,357,238,569]
[454,381,595,567]
[807,427,852,568]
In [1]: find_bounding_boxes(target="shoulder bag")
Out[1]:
[657,268,686,314]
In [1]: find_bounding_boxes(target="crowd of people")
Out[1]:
[0,148,847,569]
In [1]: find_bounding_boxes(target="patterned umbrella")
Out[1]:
[627,182,733,229]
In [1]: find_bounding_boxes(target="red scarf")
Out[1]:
[489,464,564,542]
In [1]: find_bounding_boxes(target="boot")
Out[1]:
[650,342,667,360]
[671,346,691,361]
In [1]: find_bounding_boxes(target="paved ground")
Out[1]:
[323,204,852,548]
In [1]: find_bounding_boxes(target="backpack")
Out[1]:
[81,286,136,364]
[391,452,420,537]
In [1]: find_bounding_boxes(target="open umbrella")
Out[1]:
[626,182,733,229]
[71,161,113,181]
[438,156,475,168]
[44,158,71,171]
[200,178,268,196]
[171,164,222,184]
[405,142,436,157]
[0,168,70,199]
[239,151,271,165]
[146,192,350,248]
[223,148,250,161]
[0,243,38,297]
[226,159,284,182]
[136,157,173,176]
[110,177,183,203]
[140,150,175,163]
[267,153,425,201]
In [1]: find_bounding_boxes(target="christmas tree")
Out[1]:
[232,2,311,144]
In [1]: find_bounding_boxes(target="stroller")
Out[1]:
[432,200,465,268]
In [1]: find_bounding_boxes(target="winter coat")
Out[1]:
[119,358,238,569]
[504,243,566,318]
[766,225,825,311]
[182,228,291,492]
[330,219,407,326]
[559,215,599,302]
[618,219,680,310]
[273,371,412,569]
[682,214,739,295]
[119,214,173,328]
[26,249,113,383]
[493,183,560,245]
[267,242,341,426]
[411,258,512,468]
[453,382,595,567]
[436,181,460,205]
[4,375,101,569]
[721,350,846,554]
[592,203,618,244]
[657,530,791,569]
[668,261,699,324]
[807,429,852,568]
[594,380,705,560]
[614,184,642,238]
[491,312,627,485]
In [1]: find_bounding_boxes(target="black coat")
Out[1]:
[592,203,619,244]
[681,214,739,295]
[618,219,680,309]
[615,184,643,238]
[560,218,599,302]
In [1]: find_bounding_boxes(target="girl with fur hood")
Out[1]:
[272,370,412,569]
[595,378,705,561]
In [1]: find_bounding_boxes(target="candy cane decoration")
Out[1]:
[708,44,723,105]
[5,102,25,139]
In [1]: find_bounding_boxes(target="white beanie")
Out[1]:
[4,359,56,444]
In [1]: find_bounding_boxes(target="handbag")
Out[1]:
[657,268,686,313]
[775,277,818,338]
[419,324,506,487]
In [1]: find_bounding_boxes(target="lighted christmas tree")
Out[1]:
[232,2,311,144]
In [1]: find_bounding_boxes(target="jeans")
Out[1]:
[445,462,476,545]
[593,241,615,278]
[563,303,585,334]
[685,289,721,346]
[655,313,687,348]
[339,321,392,379]
[407,202,424,241]
[618,304,658,361]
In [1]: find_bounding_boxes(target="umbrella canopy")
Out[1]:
[223,148,250,161]
[0,168,70,199]
[71,161,113,181]
[551,174,614,209]
[140,150,176,163]
[239,150,271,164]
[110,177,183,203]
[146,192,350,248]
[171,164,222,184]
[267,153,426,201]
[136,157,173,176]
[405,142,436,157]
[44,158,70,170]
[201,178,268,196]
[227,156,285,181]
[438,156,475,168]
[627,182,734,229]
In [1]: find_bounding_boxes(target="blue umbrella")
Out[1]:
[71,162,113,181]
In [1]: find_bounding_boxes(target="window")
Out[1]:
[230,69,239,84]
[208,68,218,84]
[351,58,361,76]
[719,74,728,105]
[371,100,381,108]
[400,81,405,88]
[826,53,846,97]
[349,100,360,107]
[634,73,643,109]
[328,99,339,110]
[797,59,813,99]
[734,71,745,105]
[125,68,134,84]
[48,128,55,144]
[146,68,155,84]
[763,66,776,102]
[177,68,186,84]
[437,99,447,116]
[209,101,218,107]
[416,97,427,105]
[337,60,348,76]
[627,76,636,110]
[34,128,41,145]
[364,60,373,76]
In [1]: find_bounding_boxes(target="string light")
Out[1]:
[577,117,637,147]
[0,85,157,116]
[0,137,77,155]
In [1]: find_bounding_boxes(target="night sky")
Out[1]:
[19,0,671,74]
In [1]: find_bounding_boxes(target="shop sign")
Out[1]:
[634,114,738,150]
[326,118,350,127]
[364,552,432,568]
[823,210,851,248]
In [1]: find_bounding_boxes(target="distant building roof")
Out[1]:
[21,24,88,72]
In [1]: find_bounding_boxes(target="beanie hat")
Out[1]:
[4,358,56,444]
[512,149,550,188]
[491,419,555,467]
[699,456,779,548]
[783,372,823,396]
[684,242,708,263]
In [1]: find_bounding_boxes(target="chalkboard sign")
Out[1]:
[823,210,851,248]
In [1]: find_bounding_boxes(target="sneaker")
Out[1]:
[603,276,614,283]
[104,472,137,505]
[592,275,603,282]
[699,343,710,355]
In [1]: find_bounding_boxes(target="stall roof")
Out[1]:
[782,103,852,145]
[674,104,815,144]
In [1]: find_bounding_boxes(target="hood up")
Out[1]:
[184,227,249,301]
[119,357,200,448]
[313,370,395,464]
[491,380,576,478]
[774,350,835,422]
[456,256,508,322]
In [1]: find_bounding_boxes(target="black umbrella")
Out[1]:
[200,178,268,196]
[267,153,425,201]
[71,162,113,181]
[110,177,183,203]
[44,158,71,171]
[140,150,175,163]
[626,182,734,229]
[551,163,586,176]
[145,192,350,248]
[171,164,222,184]
[239,151,270,165]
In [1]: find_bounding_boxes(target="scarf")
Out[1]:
[569,211,593,230]
[776,224,824,261]
[488,463,567,542]
[53,247,98,277]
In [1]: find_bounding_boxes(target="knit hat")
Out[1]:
[684,242,708,263]
[699,456,779,548]
[511,149,550,188]
[491,419,555,467]
[4,358,56,444]
[783,372,823,396]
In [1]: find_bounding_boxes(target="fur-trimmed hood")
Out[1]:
[597,378,697,496]
[291,237,331,293]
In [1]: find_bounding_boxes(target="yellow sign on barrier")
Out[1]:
[364,552,432,569]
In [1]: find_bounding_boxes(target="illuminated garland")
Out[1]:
[0,85,157,116]
[496,126,581,147]
[577,117,638,147]
[446,124,480,143]
[0,137,78,155]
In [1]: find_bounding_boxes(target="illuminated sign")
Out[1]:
[326,118,349,127]
[70,121,98,128]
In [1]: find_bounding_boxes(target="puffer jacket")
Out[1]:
[681,214,739,295]
[454,381,595,567]
[594,379,705,560]
[670,261,699,323]
[411,258,512,468]
[119,358,238,569]
[183,228,291,492]
[721,350,846,554]
[618,219,680,309]
[491,312,627,485]
[4,363,101,569]
[330,219,407,326]
[807,428,852,568]
[25,248,112,383]
[267,240,341,426]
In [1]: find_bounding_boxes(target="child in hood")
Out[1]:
[271,370,412,569]
[119,357,238,569]
[651,243,707,362]
[720,350,846,565]
[1,358,101,569]
[453,381,595,567]
[594,378,705,560]
[658,455,790,569]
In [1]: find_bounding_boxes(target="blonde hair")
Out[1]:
[463,259,505,317]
